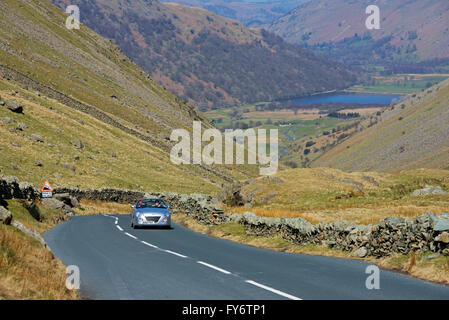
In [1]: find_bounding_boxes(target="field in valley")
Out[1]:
[350,74,449,94]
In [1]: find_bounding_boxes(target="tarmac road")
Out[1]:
[43,214,449,300]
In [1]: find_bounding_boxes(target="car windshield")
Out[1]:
[136,199,167,209]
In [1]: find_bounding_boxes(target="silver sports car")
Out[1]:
[130,198,172,229]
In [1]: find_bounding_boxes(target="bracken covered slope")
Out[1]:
[313,79,449,172]
[51,0,357,109]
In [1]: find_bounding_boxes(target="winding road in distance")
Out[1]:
[43,214,449,300]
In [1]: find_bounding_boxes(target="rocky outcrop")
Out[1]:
[0,206,13,225]
[11,220,49,249]
[5,99,23,113]
[411,185,447,196]
[0,176,39,200]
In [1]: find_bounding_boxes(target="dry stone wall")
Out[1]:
[1,176,448,257]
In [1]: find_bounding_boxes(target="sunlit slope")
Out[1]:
[0,82,221,193]
[313,79,449,172]
[0,0,253,190]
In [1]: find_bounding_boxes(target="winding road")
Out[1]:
[43,214,449,300]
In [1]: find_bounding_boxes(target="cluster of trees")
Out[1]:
[327,111,360,119]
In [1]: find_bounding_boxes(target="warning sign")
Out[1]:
[41,180,53,192]
[41,180,53,198]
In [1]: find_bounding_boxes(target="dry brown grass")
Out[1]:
[378,253,449,285]
[0,224,80,299]
[237,167,449,224]
[226,204,449,225]
[74,199,131,216]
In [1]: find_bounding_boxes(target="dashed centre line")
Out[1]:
[245,280,302,300]
[124,232,138,239]
[164,250,188,258]
[141,240,159,249]
[107,215,302,300]
[197,261,232,274]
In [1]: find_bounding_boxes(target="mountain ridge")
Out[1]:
[268,0,449,69]
[51,0,357,109]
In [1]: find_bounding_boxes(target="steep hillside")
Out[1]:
[0,0,250,192]
[51,0,356,109]
[313,79,449,172]
[160,0,302,27]
[269,0,449,69]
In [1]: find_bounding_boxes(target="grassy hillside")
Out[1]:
[235,167,449,225]
[0,83,221,193]
[0,0,256,192]
[50,0,356,109]
[313,79,449,172]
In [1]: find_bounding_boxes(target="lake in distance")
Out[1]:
[287,92,404,105]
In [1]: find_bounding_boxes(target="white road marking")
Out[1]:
[141,241,159,249]
[197,261,231,274]
[165,250,188,258]
[245,280,302,300]
[108,216,300,299]
[124,232,138,239]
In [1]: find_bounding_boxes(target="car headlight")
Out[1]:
[135,212,144,220]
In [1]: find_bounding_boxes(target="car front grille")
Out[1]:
[145,216,160,223]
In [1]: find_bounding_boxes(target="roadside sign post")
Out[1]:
[41,180,54,204]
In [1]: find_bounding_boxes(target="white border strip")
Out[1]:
[197,261,231,274]
[116,225,123,231]
[245,280,302,300]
